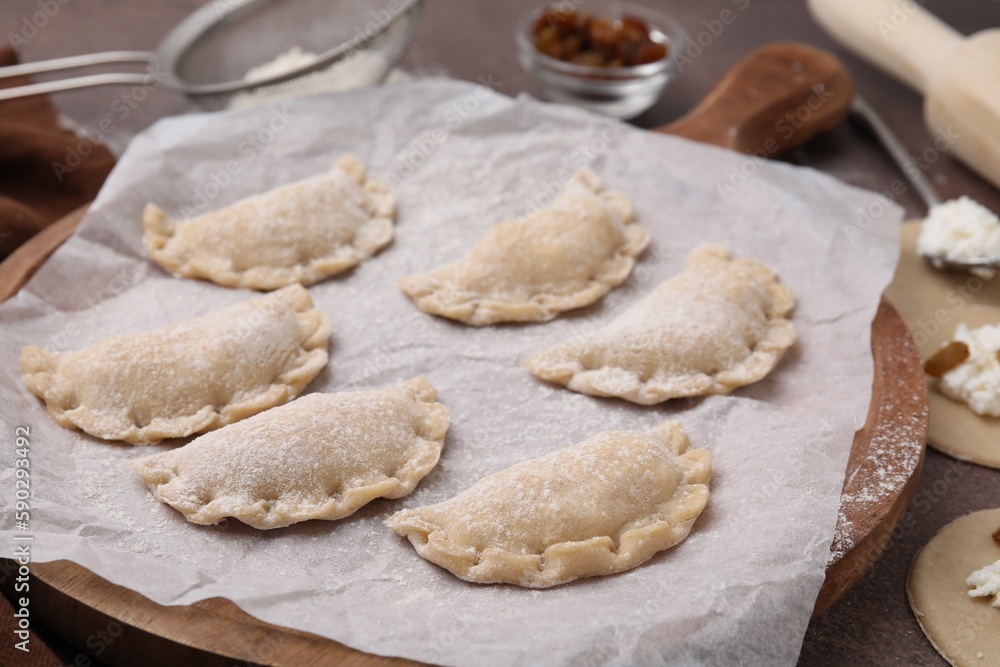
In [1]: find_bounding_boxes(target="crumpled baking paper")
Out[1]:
[0,79,902,666]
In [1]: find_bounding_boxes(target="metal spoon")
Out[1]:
[851,95,1000,274]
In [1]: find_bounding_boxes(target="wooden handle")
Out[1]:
[807,0,962,94]
[657,42,854,157]
[924,30,1000,192]
[0,205,87,304]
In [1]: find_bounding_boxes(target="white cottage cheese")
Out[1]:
[918,196,1000,263]
[939,323,1000,416]
[967,558,1000,607]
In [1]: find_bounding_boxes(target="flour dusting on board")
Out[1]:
[829,409,926,562]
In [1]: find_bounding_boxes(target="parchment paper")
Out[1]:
[0,79,902,666]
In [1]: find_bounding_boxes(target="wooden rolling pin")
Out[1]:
[808,0,1000,191]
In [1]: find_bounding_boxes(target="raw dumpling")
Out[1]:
[132,377,449,529]
[144,154,395,290]
[526,245,796,404]
[398,168,649,325]
[20,284,331,444]
[385,421,710,588]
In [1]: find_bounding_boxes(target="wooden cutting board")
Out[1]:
[1,219,926,664]
[0,42,925,665]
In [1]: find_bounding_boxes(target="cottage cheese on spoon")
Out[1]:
[918,196,1000,264]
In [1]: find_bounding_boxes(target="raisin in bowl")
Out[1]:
[516,2,687,119]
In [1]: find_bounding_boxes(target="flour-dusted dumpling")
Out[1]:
[144,154,395,290]
[20,285,331,444]
[132,377,449,529]
[398,168,649,326]
[527,245,796,404]
[386,421,710,588]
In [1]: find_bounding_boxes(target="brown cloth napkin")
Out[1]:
[1,583,64,667]
[0,46,115,262]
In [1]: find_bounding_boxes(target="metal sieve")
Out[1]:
[0,0,423,109]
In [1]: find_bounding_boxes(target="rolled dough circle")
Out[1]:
[908,508,1000,666]
[884,222,1000,467]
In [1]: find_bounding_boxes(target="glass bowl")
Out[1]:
[515,2,687,119]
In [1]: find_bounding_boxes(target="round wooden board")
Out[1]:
[1,212,927,665]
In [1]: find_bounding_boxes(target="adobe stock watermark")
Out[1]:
[344,310,435,388]
[231,286,306,342]
[214,0,411,40]
[61,592,151,666]
[73,614,127,666]
[383,74,501,187]
[676,0,752,73]
[876,0,931,39]
[52,61,167,182]
[843,124,960,244]
[715,82,835,198]
[353,0,413,41]
[236,592,327,667]
[44,267,135,352]
[7,0,71,50]
[850,458,970,574]
[907,272,987,349]
[941,602,996,660]
[174,105,295,219]
[212,0,249,19]
[11,426,33,655]
[537,243,680,352]
[519,116,626,217]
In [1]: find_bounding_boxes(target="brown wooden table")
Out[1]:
[2,1,999,665]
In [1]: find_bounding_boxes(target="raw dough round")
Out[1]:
[908,508,1000,666]
[884,222,1000,467]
